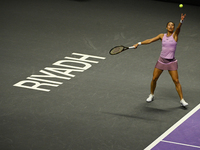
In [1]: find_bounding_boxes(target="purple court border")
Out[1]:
[144,104,200,150]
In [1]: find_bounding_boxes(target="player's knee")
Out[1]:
[152,76,159,82]
[173,78,179,85]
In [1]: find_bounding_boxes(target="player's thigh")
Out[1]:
[152,68,163,81]
[168,70,179,83]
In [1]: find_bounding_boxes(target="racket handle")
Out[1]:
[128,46,135,49]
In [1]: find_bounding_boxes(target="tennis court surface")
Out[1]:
[1,0,200,149]
[145,104,200,150]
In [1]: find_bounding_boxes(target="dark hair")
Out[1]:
[166,21,175,27]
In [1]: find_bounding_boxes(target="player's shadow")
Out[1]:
[143,105,187,112]
[102,102,187,122]
[102,112,159,121]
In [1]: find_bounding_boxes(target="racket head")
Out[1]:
[109,46,128,55]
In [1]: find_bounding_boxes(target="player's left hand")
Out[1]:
[181,13,186,21]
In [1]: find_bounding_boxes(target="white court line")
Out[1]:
[144,104,200,150]
[162,140,200,149]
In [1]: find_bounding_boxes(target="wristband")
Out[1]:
[138,42,142,45]
[180,20,183,23]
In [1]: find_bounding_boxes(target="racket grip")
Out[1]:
[128,46,135,49]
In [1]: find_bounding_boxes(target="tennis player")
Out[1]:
[133,14,188,107]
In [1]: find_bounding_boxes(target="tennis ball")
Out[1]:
[179,4,183,8]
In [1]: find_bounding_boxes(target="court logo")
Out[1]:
[13,53,106,92]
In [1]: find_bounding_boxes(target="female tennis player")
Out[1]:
[133,14,188,107]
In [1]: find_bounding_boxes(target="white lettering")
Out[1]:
[65,53,106,63]
[27,77,63,85]
[45,67,84,77]
[13,80,59,92]
[53,60,92,70]
[13,53,106,92]
[31,70,71,80]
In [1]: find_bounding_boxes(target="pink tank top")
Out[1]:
[160,33,177,59]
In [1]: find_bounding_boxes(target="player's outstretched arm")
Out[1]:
[133,33,164,48]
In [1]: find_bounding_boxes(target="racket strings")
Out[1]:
[110,46,124,54]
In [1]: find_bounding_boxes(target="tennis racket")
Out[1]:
[109,45,135,55]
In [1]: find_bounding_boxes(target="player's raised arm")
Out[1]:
[174,13,186,36]
[133,33,164,49]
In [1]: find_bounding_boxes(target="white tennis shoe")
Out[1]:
[180,99,188,107]
[146,94,154,102]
